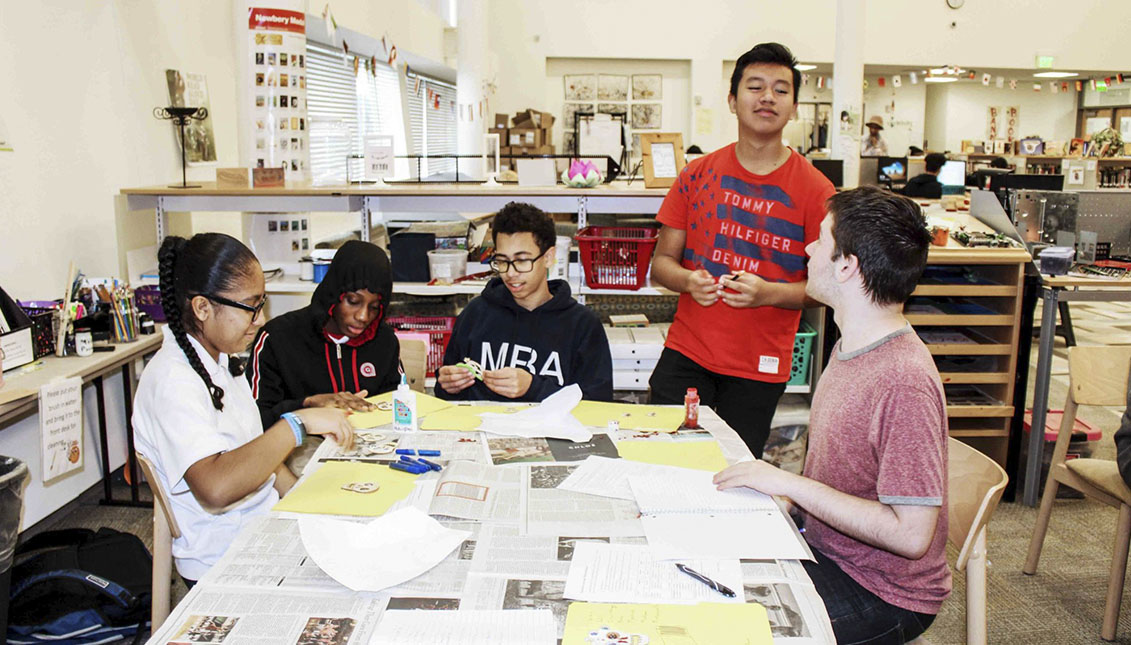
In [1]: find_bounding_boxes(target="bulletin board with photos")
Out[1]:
[248,7,309,180]
[563,74,663,161]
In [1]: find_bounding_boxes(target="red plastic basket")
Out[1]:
[386,316,456,376]
[575,226,660,290]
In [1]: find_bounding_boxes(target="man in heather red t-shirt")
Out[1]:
[715,187,950,643]
[649,42,834,458]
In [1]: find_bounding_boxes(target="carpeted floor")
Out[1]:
[27,300,1131,644]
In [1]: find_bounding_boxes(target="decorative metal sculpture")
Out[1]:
[153,106,208,188]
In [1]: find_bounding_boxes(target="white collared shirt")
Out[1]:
[133,326,278,580]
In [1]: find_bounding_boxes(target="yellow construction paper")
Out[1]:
[615,440,730,472]
[572,401,684,432]
[419,404,530,431]
[563,602,772,645]
[347,391,453,429]
[272,461,419,516]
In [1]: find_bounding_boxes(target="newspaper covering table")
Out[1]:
[147,404,835,645]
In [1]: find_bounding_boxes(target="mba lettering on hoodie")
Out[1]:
[480,342,563,386]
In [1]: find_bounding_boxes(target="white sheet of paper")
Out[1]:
[558,455,688,501]
[628,468,778,514]
[478,384,591,442]
[298,507,469,592]
[563,542,743,604]
[370,609,556,644]
[640,511,811,561]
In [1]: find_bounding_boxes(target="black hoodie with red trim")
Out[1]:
[247,241,400,429]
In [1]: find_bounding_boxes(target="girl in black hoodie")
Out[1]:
[247,241,401,429]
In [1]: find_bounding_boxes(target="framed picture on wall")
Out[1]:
[597,103,626,115]
[563,103,593,129]
[632,103,662,129]
[632,74,662,100]
[597,74,628,101]
[640,132,685,188]
[564,75,596,101]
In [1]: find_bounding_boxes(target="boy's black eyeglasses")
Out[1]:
[200,294,268,318]
[489,249,549,274]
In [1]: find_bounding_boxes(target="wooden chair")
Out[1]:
[399,339,428,393]
[947,437,1008,645]
[135,453,182,631]
[1024,345,1131,641]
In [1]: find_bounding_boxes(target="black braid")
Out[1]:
[158,236,227,410]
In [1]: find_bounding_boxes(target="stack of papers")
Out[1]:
[563,543,742,604]
[628,468,811,561]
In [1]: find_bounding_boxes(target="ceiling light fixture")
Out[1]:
[794,64,818,71]
[924,76,959,83]
[1032,71,1078,78]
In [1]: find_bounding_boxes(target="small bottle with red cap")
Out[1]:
[684,387,700,429]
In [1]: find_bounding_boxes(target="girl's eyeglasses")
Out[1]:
[201,294,268,319]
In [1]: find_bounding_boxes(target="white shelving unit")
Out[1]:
[121,182,826,392]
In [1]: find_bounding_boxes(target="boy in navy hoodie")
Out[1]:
[437,202,613,402]
[248,240,400,429]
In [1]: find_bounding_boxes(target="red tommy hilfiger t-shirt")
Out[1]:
[656,144,834,382]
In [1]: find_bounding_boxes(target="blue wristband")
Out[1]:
[281,412,305,448]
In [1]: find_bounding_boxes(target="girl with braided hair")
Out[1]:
[133,233,354,585]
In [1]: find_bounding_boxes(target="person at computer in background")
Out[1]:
[714,187,949,643]
[436,202,613,403]
[902,152,947,199]
[861,116,888,156]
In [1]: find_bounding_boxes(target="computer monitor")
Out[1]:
[990,173,1065,192]
[937,160,966,196]
[937,160,965,187]
[877,156,908,183]
[811,159,843,188]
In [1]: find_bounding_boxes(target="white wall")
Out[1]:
[0,0,446,302]
[487,0,1131,153]
[0,0,446,526]
[544,58,691,154]
[923,82,1078,153]
[863,77,927,157]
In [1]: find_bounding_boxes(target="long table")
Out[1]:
[145,404,834,644]
[0,332,162,507]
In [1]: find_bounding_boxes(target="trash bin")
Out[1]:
[1021,409,1100,499]
[0,457,28,638]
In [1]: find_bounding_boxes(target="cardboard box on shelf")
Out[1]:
[494,113,509,129]
[513,109,555,130]
[508,127,548,148]
[488,127,507,143]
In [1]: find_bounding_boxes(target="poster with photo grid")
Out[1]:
[248,7,309,181]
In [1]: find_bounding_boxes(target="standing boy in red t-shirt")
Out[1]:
[650,42,834,456]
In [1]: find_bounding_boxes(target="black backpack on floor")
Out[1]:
[8,527,152,644]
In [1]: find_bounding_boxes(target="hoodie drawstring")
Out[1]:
[351,348,360,392]
[324,344,339,393]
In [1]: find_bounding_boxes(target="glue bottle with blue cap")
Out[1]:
[393,373,417,432]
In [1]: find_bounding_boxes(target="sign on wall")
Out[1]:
[247,7,309,181]
[40,377,83,482]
